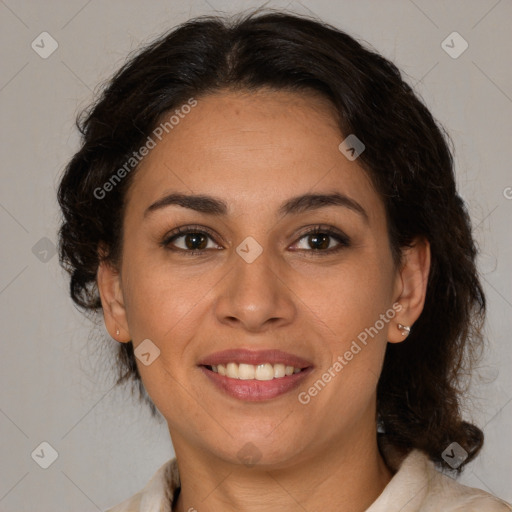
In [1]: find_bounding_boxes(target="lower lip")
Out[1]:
[199,366,313,401]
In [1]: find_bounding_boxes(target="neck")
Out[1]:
[171,427,393,512]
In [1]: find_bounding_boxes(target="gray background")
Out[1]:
[0,0,511,510]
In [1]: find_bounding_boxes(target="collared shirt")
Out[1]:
[105,448,512,512]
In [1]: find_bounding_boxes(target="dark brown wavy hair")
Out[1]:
[57,9,486,471]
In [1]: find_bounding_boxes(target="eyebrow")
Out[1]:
[143,191,368,223]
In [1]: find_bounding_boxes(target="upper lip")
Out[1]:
[198,349,313,369]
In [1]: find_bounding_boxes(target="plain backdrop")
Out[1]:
[0,1,511,510]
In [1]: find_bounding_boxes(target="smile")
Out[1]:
[207,362,302,380]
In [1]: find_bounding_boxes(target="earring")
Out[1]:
[397,323,411,336]
[116,328,120,337]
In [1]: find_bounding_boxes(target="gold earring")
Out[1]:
[116,328,120,336]
[397,323,411,336]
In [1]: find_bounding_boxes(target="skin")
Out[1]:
[97,88,430,512]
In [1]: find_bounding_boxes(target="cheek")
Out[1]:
[290,253,394,336]
[298,276,392,422]
[120,259,209,417]
[121,250,213,341]
[290,252,394,402]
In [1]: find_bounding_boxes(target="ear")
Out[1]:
[96,245,131,343]
[387,237,431,343]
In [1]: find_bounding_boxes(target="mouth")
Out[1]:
[198,349,313,401]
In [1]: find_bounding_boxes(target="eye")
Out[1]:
[161,226,222,254]
[291,226,351,254]
[160,224,350,256]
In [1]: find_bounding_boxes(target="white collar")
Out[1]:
[106,444,511,511]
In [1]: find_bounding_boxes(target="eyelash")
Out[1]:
[160,224,351,256]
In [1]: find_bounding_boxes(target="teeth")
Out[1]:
[226,362,239,379]
[210,362,303,380]
[238,363,255,380]
[274,364,285,378]
[255,363,274,381]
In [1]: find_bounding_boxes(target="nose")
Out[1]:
[213,244,297,333]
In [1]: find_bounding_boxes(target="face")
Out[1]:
[99,88,425,468]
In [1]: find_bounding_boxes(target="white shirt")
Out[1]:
[105,449,511,512]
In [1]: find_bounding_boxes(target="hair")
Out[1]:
[57,9,486,471]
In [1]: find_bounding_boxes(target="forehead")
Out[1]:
[124,89,381,222]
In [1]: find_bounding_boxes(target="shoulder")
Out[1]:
[425,462,512,511]
[104,491,143,512]
[403,450,512,511]
[104,457,180,512]
[367,447,511,512]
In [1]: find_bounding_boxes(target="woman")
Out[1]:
[57,10,511,512]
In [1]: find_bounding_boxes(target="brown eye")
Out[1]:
[291,226,351,254]
[161,226,223,254]
[183,233,208,250]
[306,233,331,250]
